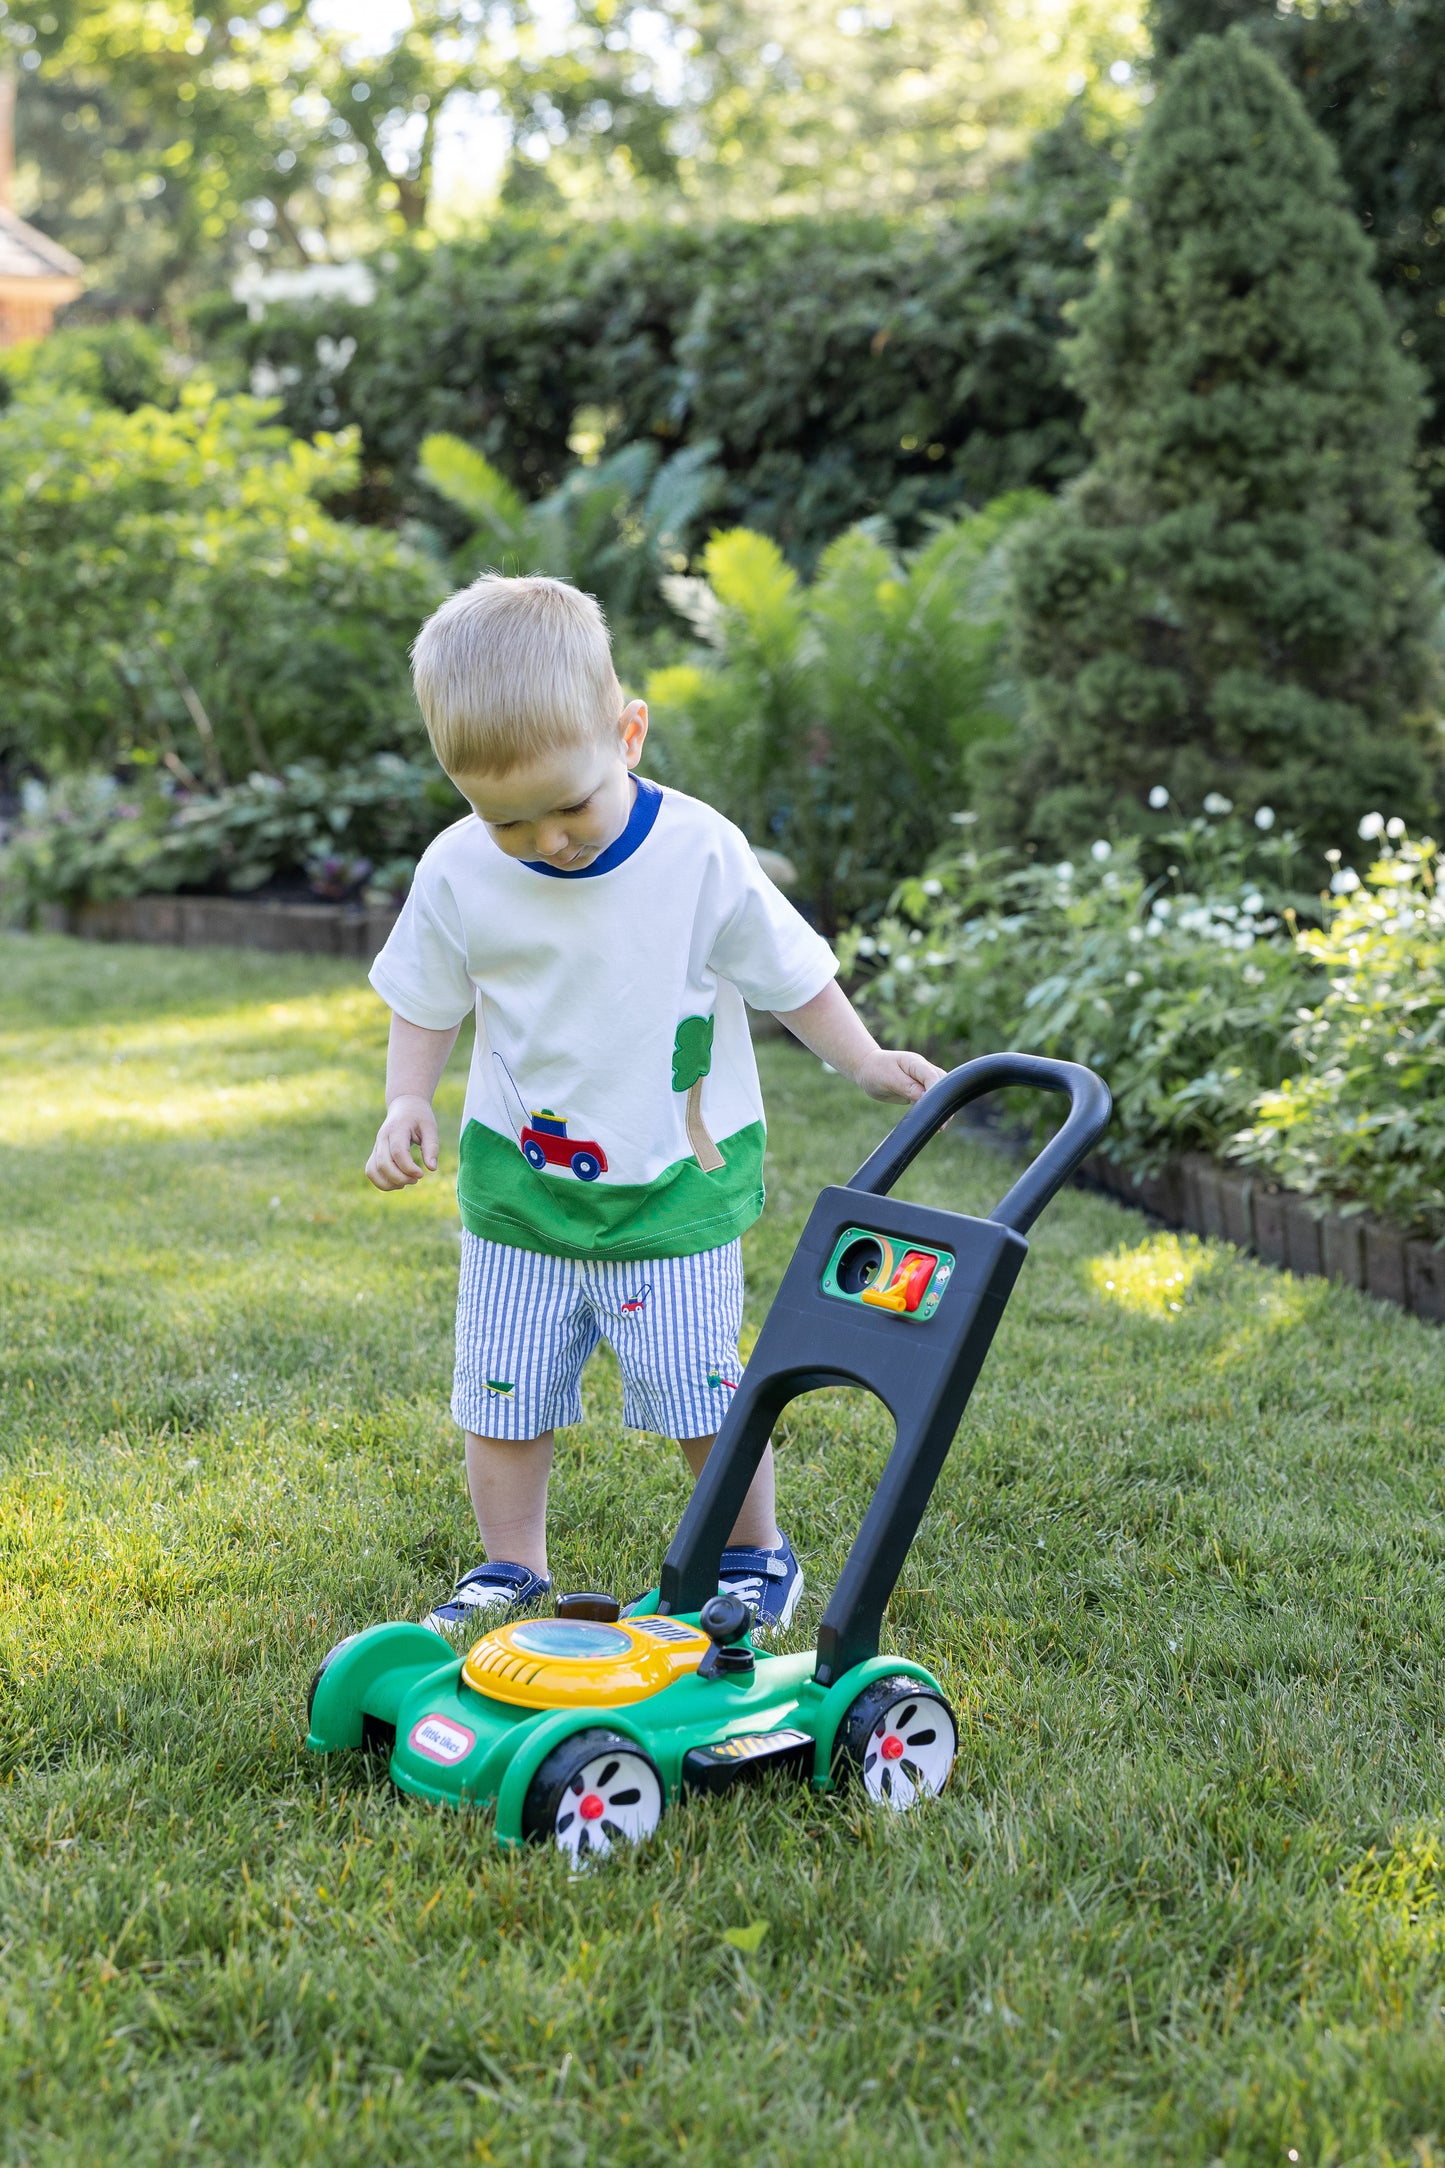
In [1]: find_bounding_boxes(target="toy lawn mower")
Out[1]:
[306,1054,1111,1858]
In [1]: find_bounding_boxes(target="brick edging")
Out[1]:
[41,893,402,959]
[1082,1150,1445,1324]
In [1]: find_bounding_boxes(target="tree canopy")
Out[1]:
[2,0,1143,312]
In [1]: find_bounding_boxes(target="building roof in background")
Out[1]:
[0,204,83,282]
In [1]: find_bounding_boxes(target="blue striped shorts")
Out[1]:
[452,1234,744,1441]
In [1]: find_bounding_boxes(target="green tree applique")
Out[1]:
[673,1015,724,1171]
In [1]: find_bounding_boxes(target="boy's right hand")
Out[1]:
[366,1095,439,1190]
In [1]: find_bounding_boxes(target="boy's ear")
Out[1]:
[620,699,648,768]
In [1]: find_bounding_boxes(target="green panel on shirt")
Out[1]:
[457,1119,767,1261]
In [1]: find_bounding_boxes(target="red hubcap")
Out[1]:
[578,1792,606,1820]
[880,1734,904,1761]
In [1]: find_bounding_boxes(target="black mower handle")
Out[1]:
[847,1053,1112,1236]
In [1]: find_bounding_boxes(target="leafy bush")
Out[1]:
[844,807,1318,1170]
[1235,823,1445,1236]
[416,431,720,624]
[0,758,462,917]
[0,382,442,782]
[988,30,1442,857]
[195,112,1118,570]
[645,495,1039,931]
[0,320,180,414]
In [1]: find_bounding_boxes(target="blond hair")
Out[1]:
[411,574,623,776]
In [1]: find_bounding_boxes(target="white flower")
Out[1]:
[1151,897,1171,919]
[1203,792,1233,816]
[1386,816,1406,840]
[1331,868,1361,894]
[855,936,877,957]
[1054,861,1074,881]
[1358,812,1385,841]
[1124,969,1142,989]
[1254,806,1275,831]
[1091,839,1111,863]
[921,878,942,897]
[1148,785,1169,810]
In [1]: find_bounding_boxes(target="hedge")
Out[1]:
[194,113,1120,569]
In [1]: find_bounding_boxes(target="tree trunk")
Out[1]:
[685,1078,724,1172]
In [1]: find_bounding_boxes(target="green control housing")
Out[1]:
[820,1226,954,1320]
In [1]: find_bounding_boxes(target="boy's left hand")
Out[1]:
[855,1049,948,1104]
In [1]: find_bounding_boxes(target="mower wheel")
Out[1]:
[521,1729,664,1862]
[834,1675,957,1811]
[305,1633,357,1727]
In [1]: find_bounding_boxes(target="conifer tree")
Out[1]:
[988,28,1442,853]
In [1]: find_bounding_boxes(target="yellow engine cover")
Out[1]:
[461,1614,713,1710]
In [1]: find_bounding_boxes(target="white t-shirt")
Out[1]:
[369,778,837,1260]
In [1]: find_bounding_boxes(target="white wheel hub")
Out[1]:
[553,1748,663,1861]
[862,1694,956,1810]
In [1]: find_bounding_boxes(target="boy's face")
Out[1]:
[453,701,647,872]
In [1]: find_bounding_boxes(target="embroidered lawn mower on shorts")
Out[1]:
[305,1054,1111,1857]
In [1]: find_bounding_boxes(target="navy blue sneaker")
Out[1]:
[422,1560,551,1639]
[718,1534,803,1635]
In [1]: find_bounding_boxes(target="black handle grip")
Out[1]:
[846,1054,1112,1236]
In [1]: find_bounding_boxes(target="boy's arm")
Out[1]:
[365,1013,462,1190]
[772,979,946,1104]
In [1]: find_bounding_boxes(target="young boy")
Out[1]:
[365,573,944,1638]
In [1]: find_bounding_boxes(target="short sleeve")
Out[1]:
[707,832,838,1012]
[369,869,475,1030]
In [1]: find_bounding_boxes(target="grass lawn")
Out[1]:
[4,933,1445,2166]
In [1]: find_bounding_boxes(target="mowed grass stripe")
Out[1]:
[2,933,1444,2165]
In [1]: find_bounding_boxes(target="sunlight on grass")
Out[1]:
[1340,1830,1445,1959]
[1087,1230,1216,1320]
[2,985,461,1145]
[23,1067,363,1142]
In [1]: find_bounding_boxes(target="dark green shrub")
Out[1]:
[196,113,1119,569]
[1148,0,1445,548]
[987,30,1442,857]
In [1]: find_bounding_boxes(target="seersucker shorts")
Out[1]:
[452,1233,744,1441]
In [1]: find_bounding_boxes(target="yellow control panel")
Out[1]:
[462,1614,713,1710]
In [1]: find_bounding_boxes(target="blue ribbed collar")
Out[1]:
[523,776,662,880]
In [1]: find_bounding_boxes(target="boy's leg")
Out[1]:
[426,1235,597,1635]
[465,1427,555,1577]
[676,1432,779,1551]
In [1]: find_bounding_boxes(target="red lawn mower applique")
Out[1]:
[494,1052,609,1183]
[520,1111,608,1183]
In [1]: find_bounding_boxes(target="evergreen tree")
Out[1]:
[1147,0,1445,547]
[987,28,1442,855]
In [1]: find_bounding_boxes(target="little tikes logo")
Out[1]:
[408,1714,476,1766]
